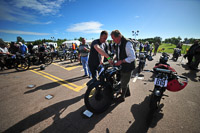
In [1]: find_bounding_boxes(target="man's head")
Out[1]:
[0,38,6,48]
[100,30,108,43]
[81,38,86,44]
[111,30,122,44]
[19,42,23,46]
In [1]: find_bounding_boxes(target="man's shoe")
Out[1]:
[115,96,125,103]
[83,75,88,77]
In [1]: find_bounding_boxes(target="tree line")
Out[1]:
[11,36,200,47]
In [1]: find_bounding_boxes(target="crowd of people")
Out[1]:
[1,31,200,102]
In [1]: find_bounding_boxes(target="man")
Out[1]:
[184,40,200,70]
[153,42,159,56]
[19,42,28,55]
[88,30,113,78]
[0,39,11,70]
[79,38,91,77]
[111,30,136,102]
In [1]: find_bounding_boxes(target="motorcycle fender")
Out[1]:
[86,78,97,86]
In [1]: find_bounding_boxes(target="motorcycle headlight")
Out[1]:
[155,90,161,96]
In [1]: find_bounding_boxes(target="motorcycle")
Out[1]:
[155,52,170,66]
[84,62,121,113]
[138,51,153,73]
[29,52,53,66]
[145,67,188,124]
[172,48,181,61]
[13,53,31,71]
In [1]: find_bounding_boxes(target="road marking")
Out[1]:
[52,63,81,71]
[30,69,86,92]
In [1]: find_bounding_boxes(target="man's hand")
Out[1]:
[108,59,114,65]
[114,60,122,66]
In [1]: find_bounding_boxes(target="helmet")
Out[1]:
[167,79,187,92]
[40,65,45,70]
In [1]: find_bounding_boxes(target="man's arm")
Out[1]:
[94,44,113,64]
[94,44,109,59]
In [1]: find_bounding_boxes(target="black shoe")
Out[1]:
[83,75,88,77]
[114,96,125,103]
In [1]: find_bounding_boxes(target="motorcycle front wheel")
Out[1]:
[84,84,112,114]
[14,58,30,71]
[44,56,53,66]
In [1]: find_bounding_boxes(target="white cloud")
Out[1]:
[67,21,103,33]
[10,0,65,15]
[135,16,140,18]
[0,0,68,24]
[0,29,50,35]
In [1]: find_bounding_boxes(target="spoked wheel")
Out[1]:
[44,56,53,66]
[14,59,30,71]
[84,84,112,114]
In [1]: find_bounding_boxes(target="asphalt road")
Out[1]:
[0,53,200,133]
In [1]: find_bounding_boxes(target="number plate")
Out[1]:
[154,78,168,87]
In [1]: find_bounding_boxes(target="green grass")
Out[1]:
[156,43,190,54]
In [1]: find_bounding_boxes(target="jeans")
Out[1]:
[81,56,91,76]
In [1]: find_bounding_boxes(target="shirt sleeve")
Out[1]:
[125,41,135,63]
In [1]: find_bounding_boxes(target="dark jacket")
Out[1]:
[118,36,135,72]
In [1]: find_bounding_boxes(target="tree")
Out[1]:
[17,36,25,43]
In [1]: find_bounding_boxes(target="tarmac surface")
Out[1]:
[0,53,200,133]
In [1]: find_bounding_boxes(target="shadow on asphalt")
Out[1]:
[24,76,89,94]
[126,95,164,133]
[3,94,120,133]
[180,64,199,82]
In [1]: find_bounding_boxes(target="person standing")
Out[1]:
[139,42,144,53]
[19,42,28,55]
[111,30,136,102]
[79,38,91,77]
[153,42,159,56]
[88,30,113,79]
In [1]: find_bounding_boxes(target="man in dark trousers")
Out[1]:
[88,30,113,79]
[111,30,136,102]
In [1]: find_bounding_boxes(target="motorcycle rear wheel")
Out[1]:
[84,84,112,114]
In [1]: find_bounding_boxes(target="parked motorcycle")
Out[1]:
[138,51,153,73]
[29,52,53,66]
[84,62,121,113]
[155,52,170,66]
[172,48,181,61]
[145,68,188,124]
[13,53,30,71]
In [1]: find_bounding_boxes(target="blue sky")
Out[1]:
[0,0,200,42]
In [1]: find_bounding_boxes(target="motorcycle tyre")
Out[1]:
[84,84,112,114]
[14,59,30,71]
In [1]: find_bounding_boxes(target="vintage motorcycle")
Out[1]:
[138,51,153,73]
[172,48,181,61]
[84,62,122,113]
[155,52,170,66]
[146,67,188,124]
[13,53,31,71]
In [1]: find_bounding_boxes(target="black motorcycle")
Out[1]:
[145,68,188,124]
[13,53,30,71]
[29,52,53,66]
[172,48,181,61]
[84,62,121,113]
[155,52,170,66]
[138,51,153,73]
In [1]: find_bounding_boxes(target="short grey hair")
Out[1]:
[111,30,122,37]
